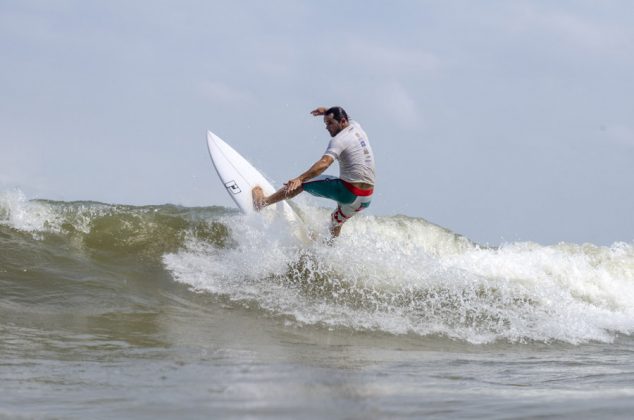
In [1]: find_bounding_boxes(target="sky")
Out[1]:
[1,0,633,246]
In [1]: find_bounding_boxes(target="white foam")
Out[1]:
[0,189,111,235]
[164,210,634,344]
[0,189,60,233]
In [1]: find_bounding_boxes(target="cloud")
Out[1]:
[199,80,257,107]
[376,81,422,130]
[505,3,631,52]
[602,124,634,148]
[542,14,625,50]
[343,38,441,76]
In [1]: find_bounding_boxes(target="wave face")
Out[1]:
[2,189,633,344]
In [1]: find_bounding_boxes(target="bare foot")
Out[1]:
[252,186,266,211]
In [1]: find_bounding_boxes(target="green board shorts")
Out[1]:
[302,175,373,227]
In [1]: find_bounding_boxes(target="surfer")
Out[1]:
[252,106,375,238]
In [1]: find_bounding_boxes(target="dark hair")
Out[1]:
[325,106,349,122]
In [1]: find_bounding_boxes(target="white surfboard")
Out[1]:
[206,130,297,221]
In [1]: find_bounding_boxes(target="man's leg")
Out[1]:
[252,185,304,211]
[328,197,371,240]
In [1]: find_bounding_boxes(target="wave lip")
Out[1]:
[0,189,231,259]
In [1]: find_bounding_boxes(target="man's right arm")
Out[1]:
[285,155,334,192]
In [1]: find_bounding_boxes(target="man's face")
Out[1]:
[324,114,345,137]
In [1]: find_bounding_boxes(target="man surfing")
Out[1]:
[252,106,375,238]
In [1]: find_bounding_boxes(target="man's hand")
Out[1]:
[284,177,303,193]
[285,156,333,195]
[310,107,327,116]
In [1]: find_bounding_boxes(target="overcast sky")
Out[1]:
[1,0,632,245]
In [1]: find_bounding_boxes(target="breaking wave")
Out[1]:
[2,188,633,344]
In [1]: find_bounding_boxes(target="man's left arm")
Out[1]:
[285,155,334,192]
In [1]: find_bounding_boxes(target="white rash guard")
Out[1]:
[323,121,375,186]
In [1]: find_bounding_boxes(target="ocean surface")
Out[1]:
[1,189,633,419]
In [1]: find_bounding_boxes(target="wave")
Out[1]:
[0,189,231,259]
[2,189,633,344]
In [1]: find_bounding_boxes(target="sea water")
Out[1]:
[1,189,633,419]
